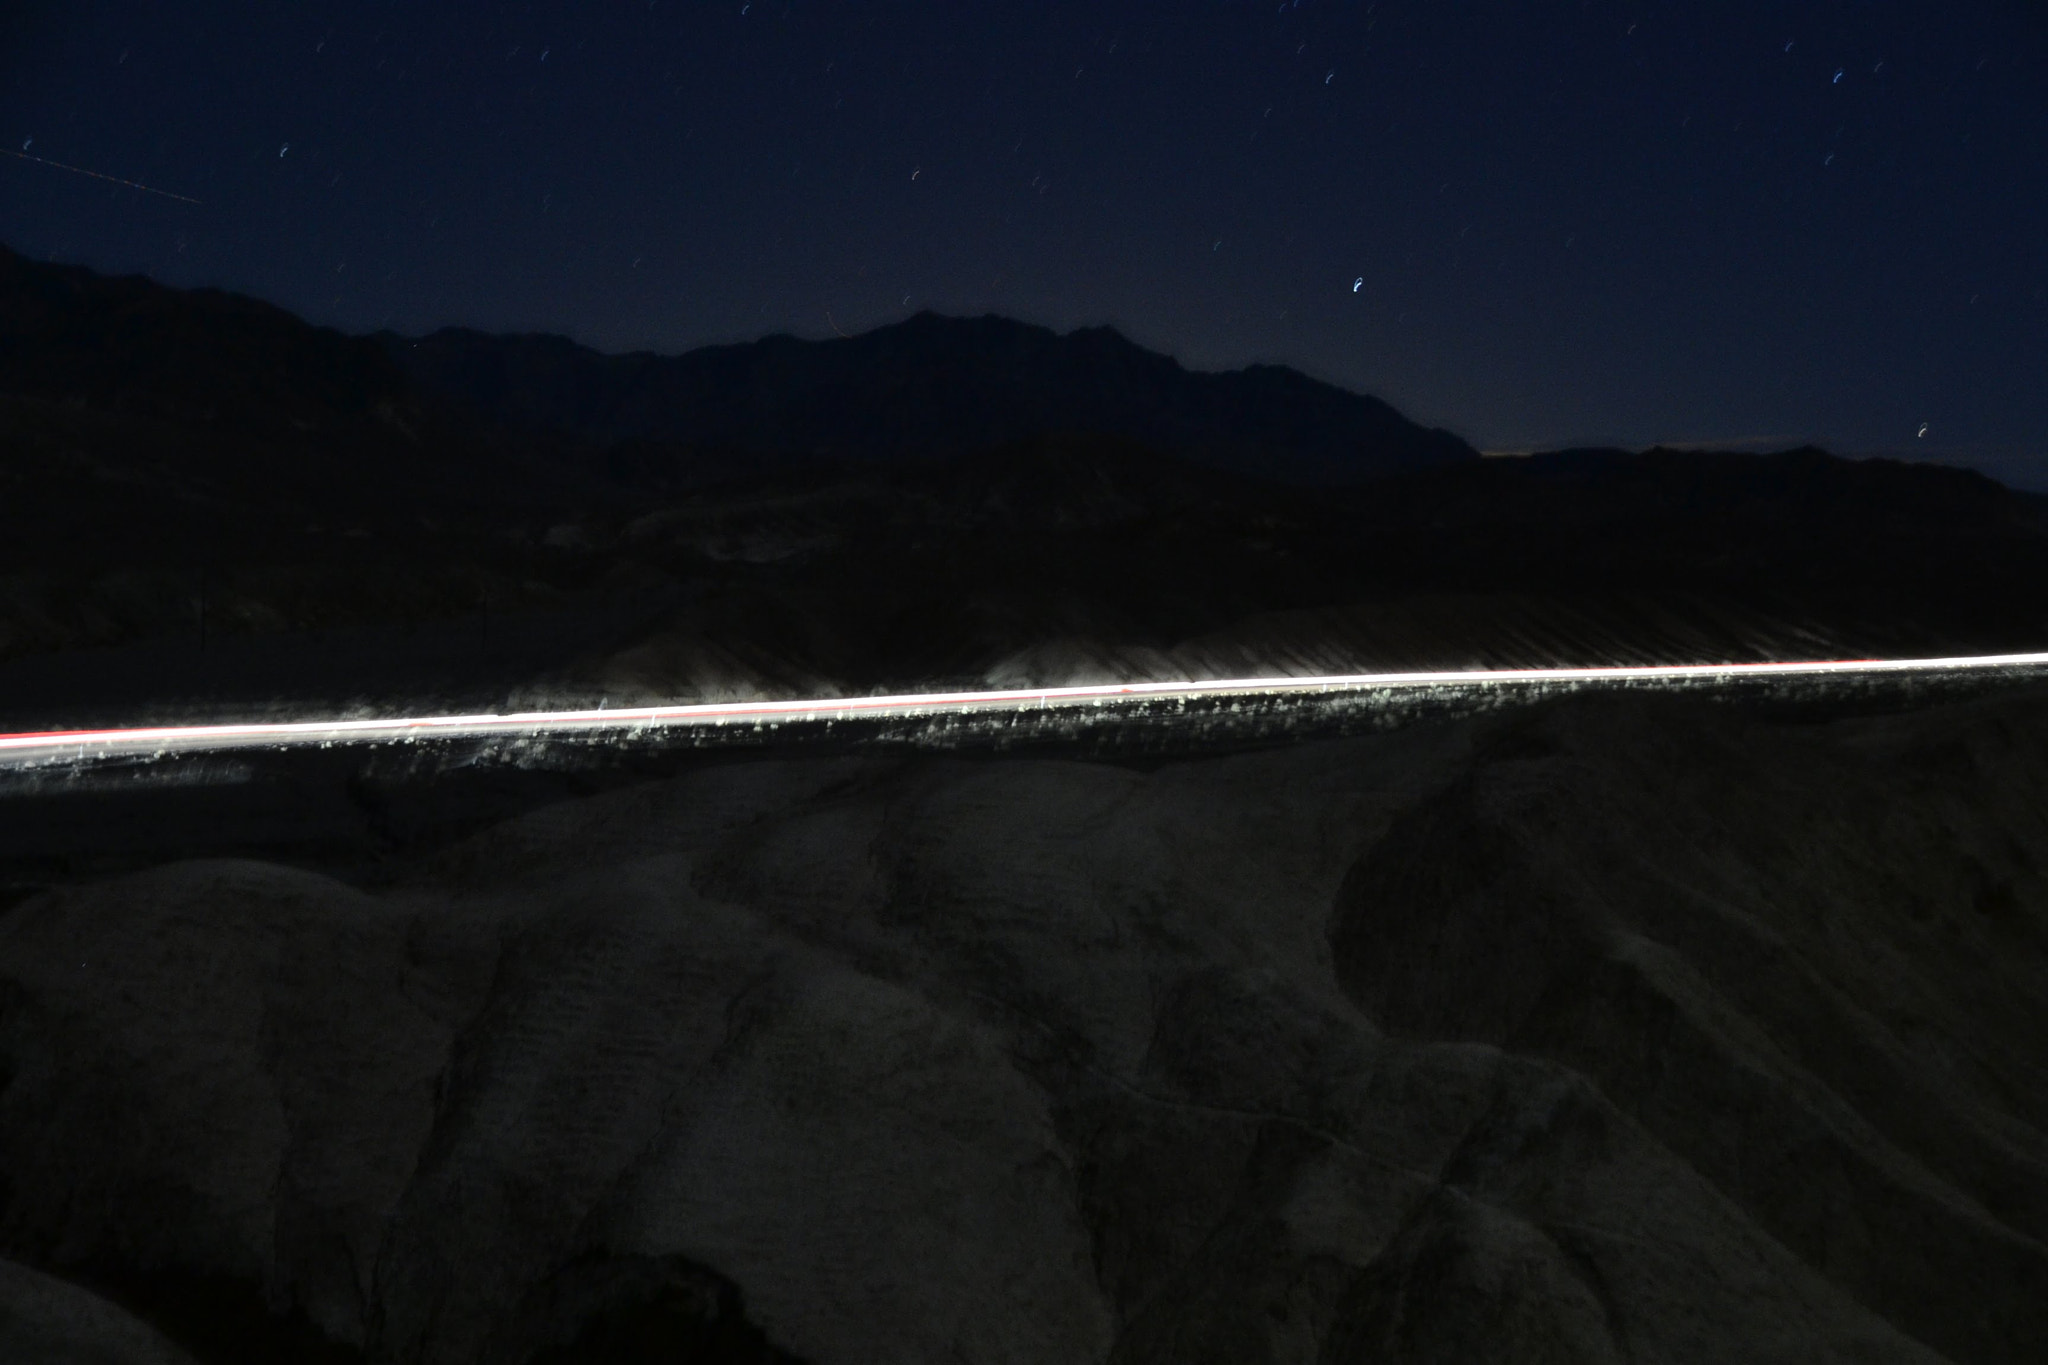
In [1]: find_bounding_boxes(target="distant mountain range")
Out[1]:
[8,254,2046,1365]
[377,313,1477,485]
[0,243,1476,492]
[3,242,2047,721]
[0,245,426,446]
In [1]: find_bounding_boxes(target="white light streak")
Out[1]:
[1,147,200,204]
[3,652,2047,767]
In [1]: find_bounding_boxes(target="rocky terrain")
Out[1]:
[5,245,2048,1362]
[2,684,2046,1362]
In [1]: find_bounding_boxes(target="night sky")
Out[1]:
[3,2,2044,482]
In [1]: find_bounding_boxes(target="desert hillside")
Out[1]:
[2,685,2044,1363]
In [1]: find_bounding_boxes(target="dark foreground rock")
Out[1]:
[0,1257,197,1364]
[2,689,2045,1363]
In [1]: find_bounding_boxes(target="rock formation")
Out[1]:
[3,685,2043,1362]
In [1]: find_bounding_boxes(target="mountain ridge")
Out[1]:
[377,309,1478,484]
[0,243,1481,487]
[5,243,2048,722]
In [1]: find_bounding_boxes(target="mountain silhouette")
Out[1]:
[381,311,1478,484]
[5,243,2048,724]
[0,244,422,442]
[6,248,2048,1365]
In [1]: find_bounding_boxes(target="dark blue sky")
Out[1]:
[3,2,2044,481]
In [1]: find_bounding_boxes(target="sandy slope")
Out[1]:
[1,689,2044,1362]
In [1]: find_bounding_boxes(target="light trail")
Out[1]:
[4,650,2048,768]
[2,147,201,204]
